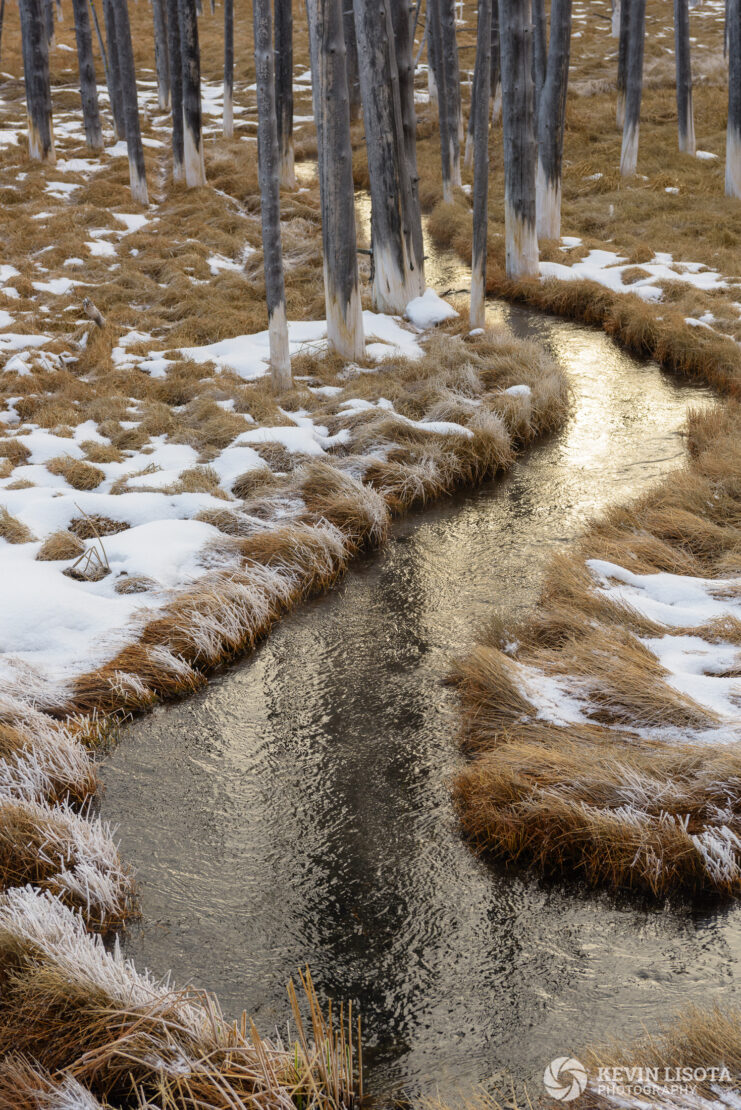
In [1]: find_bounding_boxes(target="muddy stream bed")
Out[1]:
[101,227,741,1103]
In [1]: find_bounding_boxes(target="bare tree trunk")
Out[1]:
[532,0,546,108]
[306,0,364,359]
[391,0,424,280]
[152,0,170,110]
[438,0,461,184]
[612,0,620,35]
[45,0,55,48]
[343,0,361,119]
[465,0,499,162]
[19,0,55,161]
[102,0,126,138]
[115,0,148,202]
[179,0,207,185]
[620,0,645,175]
[470,0,490,328]
[536,0,571,238]
[727,0,741,195]
[426,6,438,105]
[429,0,453,198]
[354,0,424,310]
[71,0,103,150]
[223,0,233,135]
[254,0,291,388]
[674,0,695,153]
[490,0,501,120]
[166,0,184,176]
[88,0,109,90]
[616,0,629,127]
[498,0,538,277]
[274,0,295,187]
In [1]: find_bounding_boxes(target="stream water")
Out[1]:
[101,248,741,1102]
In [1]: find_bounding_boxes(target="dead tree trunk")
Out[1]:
[178,0,207,185]
[498,0,538,277]
[152,0,170,110]
[536,0,571,238]
[223,0,233,135]
[727,0,741,195]
[307,0,365,359]
[88,0,109,90]
[391,0,424,280]
[429,0,453,198]
[490,0,501,120]
[674,0,696,153]
[426,5,438,105]
[616,0,629,127]
[19,0,55,161]
[465,0,499,164]
[438,0,461,184]
[354,0,425,310]
[71,0,103,150]
[166,0,184,176]
[274,0,295,186]
[532,0,546,108]
[102,0,126,139]
[612,0,620,35]
[470,0,491,328]
[45,0,55,48]
[115,0,148,202]
[254,0,291,388]
[620,0,645,175]
[343,0,362,119]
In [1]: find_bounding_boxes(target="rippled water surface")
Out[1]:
[102,285,738,1102]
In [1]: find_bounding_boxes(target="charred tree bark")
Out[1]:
[616,0,629,127]
[254,0,291,388]
[727,0,741,195]
[115,0,148,202]
[102,0,126,139]
[354,0,425,310]
[343,1,361,119]
[438,0,461,183]
[470,0,490,329]
[674,0,695,153]
[152,0,170,110]
[306,0,364,359]
[71,0,103,150]
[536,0,571,238]
[274,0,295,187]
[391,0,424,278]
[465,0,500,164]
[498,0,538,277]
[532,0,546,107]
[166,0,184,176]
[223,0,233,135]
[19,0,55,161]
[88,0,109,90]
[429,0,453,198]
[619,0,645,175]
[178,0,206,185]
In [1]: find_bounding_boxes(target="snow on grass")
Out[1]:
[405,287,459,328]
[540,248,729,302]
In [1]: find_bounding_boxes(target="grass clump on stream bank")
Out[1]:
[453,403,741,898]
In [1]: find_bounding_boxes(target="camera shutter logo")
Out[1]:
[544,1057,588,1101]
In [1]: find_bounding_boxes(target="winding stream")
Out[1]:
[101,275,741,1100]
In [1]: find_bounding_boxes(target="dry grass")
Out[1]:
[45,457,105,491]
[0,507,34,544]
[453,404,741,897]
[36,530,86,561]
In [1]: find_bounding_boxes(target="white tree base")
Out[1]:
[470,250,486,329]
[27,116,55,162]
[678,91,696,154]
[223,89,233,139]
[726,127,741,198]
[280,143,296,190]
[128,160,149,205]
[536,160,561,240]
[373,240,424,314]
[326,271,365,361]
[505,198,539,279]
[183,121,207,187]
[268,301,292,391]
[620,121,639,176]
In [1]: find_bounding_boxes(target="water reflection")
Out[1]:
[101,247,732,1101]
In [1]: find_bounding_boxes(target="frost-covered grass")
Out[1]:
[453,403,741,897]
